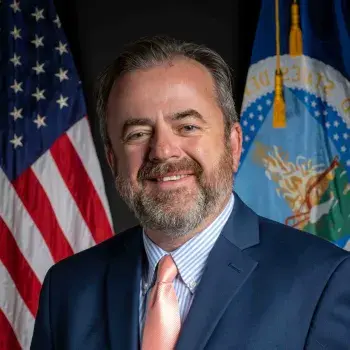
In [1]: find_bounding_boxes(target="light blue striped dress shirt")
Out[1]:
[139,193,234,338]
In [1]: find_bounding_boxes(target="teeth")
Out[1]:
[158,175,188,182]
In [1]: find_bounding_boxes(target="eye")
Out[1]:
[180,125,200,133]
[125,131,151,142]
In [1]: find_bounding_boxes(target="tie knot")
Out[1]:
[156,255,178,283]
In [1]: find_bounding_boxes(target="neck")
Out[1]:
[144,193,231,251]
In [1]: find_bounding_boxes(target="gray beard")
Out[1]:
[130,187,208,238]
[115,147,234,238]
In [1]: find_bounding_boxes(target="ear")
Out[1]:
[105,147,117,177]
[229,122,243,173]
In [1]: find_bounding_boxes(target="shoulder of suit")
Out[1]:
[49,225,142,276]
[257,215,349,262]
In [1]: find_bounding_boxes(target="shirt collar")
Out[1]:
[142,193,234,295]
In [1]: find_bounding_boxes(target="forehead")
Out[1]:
[106,58,219,120]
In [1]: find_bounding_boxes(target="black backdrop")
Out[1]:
[53,0,262,233]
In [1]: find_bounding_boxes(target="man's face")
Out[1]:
[106,58,242,237]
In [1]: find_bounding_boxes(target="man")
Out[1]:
[31,36,350,350]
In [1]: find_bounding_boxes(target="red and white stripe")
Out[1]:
[0,117,114,349]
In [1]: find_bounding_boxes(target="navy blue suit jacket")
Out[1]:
[31,195,350,349]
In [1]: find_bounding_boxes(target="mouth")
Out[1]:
[153,174,191,182]
[145,173,195,188]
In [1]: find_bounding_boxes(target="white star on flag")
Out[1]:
[31,7,45,22]
[244,135,250,142]
[32,61,45,75]
[31,34,44,48]
[311,101,317,108]
[33,114,47,128]
[55,41,68,55]
[325,122,331,128]
[10,134,23,148]
[323,110,328,116]
[314,111,320,117]
[341,146,347,153]
[32,88,46,101]
[249,113,254,119]
[250,125,255,132]
[56,94,69,109]
[243,120,248,126]
[266,99,272,105]
[333,134,339,141]
[10,53,21,66]
[10,107,23,120]
[257,105,263,111]
[334,121,339,127]
[55,68,69,82]
[347,160,350,167]
[10,26,22,40]
[10,80,23,93]
[53,15,61,28]
[10,0,21,12]
[344,133,349,140]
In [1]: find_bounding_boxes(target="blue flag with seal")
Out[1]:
[235,0,350,250]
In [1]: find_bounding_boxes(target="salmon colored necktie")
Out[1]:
[142,255,181,350]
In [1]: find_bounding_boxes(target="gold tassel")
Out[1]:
[273,0,287,128]
[273,69,286,128]
[289,0,303,56]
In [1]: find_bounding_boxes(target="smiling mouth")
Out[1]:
[146,174,193,183]
[156,174,190,182]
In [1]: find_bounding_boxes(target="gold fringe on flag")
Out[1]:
[289,0,303,56]
[273,0,286,128]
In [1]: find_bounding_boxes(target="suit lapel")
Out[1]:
[176,195,260,350]
[106,227,143,350]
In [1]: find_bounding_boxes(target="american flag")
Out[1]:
[0,0,114,348]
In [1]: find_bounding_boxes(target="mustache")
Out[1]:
[138,158,203,180]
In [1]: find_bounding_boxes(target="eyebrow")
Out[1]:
[121,109,206,136]
[170,109,206,123]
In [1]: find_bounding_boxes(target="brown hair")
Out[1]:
[96,36,238,147]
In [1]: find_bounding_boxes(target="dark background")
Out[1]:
[54,0,262,233]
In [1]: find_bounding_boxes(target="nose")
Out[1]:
[148,128,181,162]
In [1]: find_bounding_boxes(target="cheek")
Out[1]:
[115,146,145,180]
[184,138,216,171]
